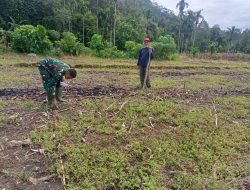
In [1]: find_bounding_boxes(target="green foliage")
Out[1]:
[90,34,104,52]
[47,30,60,43]
[81,46,93,55]
[97,47,126,58]
[90,34,126,58]
[11,25,52,54]
[0,0,250,55]
[56,32,83,56]
[151,35,177,60]
[125,41,143,58]
[0,28,6,52]
[49,48,63,57]
[191,47,200,57]
[210,42,218,55]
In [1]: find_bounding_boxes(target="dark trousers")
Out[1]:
[139,66,151,88]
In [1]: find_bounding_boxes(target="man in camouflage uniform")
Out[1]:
[38,57,77,110]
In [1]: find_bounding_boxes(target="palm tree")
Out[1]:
[192,9,204,47]
[176,0,189,15]
[8,16,27,31]
[227,26,240,52]
[176,0,189,53]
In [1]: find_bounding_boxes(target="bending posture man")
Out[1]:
[137,38,155,88]
[38,57,77,110]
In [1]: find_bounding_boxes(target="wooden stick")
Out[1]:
[212,100,218,127]
[143,47,152,89]
[28,174,56,185]
[149,117,155,128]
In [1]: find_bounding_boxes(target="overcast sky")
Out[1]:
[153,0,250,30]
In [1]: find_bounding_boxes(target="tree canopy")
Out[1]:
[0,0,249,54]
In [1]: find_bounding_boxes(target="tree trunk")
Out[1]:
[110,26,113,46]
[96,0,99,34]
[68,19,71,32]
[113,2,117,46]
[82,17,85,45]
[192,25,197,48]
[178,15,182,53]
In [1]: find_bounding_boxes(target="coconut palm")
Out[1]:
[176,0,189,16]
[192,9,204,47]
[8,16,27,31]
[227,26,241,52]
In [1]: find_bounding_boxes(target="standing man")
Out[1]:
[38,57,77,110]
[137,38,155,88]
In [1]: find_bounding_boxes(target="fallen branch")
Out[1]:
[59,156,66,189]
[9,139,32,146]
[115,100,129,115]
[28,174,56,185]
[81,126,90,143]
[149,117,155,128]
[30,148,45,155]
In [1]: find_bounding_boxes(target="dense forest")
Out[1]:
[0,0,250,56]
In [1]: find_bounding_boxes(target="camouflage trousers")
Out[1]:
[39,66,62,109]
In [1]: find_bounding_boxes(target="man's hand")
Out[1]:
[52,97,59,110]
[60,81,69,87]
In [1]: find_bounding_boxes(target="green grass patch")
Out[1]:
[31,99,250,189]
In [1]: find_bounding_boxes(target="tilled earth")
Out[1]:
[0,85,249,103]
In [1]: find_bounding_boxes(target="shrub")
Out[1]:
[125,41,143,58]
[0,28,6,52]
[191,47,200,57]
[81,46,93,55]
[151,35,177,60]
[90,34,104,52]
[49,48,63,57]
[48,30,61,43]
[97,47,126,58]
[11,25,52,54]
[56,32,84,56]
[210,42,218,55]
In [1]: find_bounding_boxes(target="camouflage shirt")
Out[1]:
[38,58,70,95]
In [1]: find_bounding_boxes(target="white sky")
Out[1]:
[153,0,250,30]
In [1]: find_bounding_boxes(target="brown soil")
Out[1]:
[160,71,250,78]
[0,105,62,190]
[0,86,249,103]
[14,62,244,71]
[0,85,129,102]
